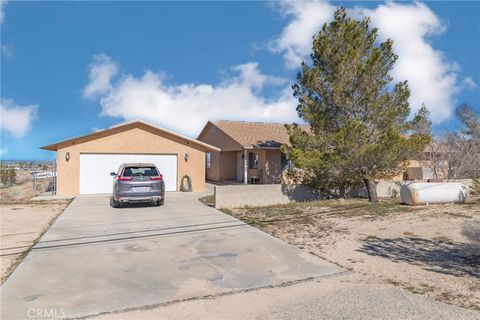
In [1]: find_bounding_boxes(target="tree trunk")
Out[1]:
[364,179,379,203]
[339,185,346,198]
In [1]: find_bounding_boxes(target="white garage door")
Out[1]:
[79,153,177,194]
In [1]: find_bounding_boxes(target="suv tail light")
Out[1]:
[118,176,133,181]
[150,175,163,181]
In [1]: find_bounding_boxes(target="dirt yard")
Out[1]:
[0,172,71,283]
[223,199,480,312]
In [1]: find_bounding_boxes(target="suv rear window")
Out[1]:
[123,166,159,177]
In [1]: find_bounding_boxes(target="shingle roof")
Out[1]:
[212,120,309,148]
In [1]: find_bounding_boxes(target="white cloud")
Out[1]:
[83,54,118,99]
[0,0,7,24]
[271,1,335,68]
[0,147,7,157]
[91,127,105,132]
[361,2,458,123]
[461,76,477,90]
[230,62,287,89]
[0,98,38,138]
[272,1,463,124]
[85,55,298,137]
[1,44,13,58]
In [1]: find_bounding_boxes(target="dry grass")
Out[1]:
[198,195,214,207]
[224,198,416,227]
[223,198,480,311]
[0,171,50,204]
[0,171,71,282]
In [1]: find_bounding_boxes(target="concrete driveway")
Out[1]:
[1,193,340,319]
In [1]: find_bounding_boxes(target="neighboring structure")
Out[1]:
[197,120,301,184]
[41,120,219,195]
[391,142,450,181]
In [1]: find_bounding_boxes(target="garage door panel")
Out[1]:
[79,154,177,194]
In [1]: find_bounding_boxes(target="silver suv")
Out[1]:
[110,163,165,208]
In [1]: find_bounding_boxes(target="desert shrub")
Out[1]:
[462,220,480,246]
[0,168,16,186]
[471,178,480,196]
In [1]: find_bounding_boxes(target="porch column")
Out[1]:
[243,148,248,184]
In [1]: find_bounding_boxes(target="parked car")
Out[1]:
[110,163,165,208]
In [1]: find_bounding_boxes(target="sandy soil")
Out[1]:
[0,171,50,204]
[226,199,480,311]
[0,172,71,283]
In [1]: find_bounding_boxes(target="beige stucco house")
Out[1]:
[41,120,219,195]
[197,120,294,184]
[197,120,446,185]
[42,117,446,196]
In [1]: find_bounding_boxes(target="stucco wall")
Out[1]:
[206,151,221,181]
[198,123,284,184]
[200,122,243,182]
[207,151,244,181]
[197,122,242,151]
[219,151,237,180]
[55,124,206,195]
[214,184,325,208]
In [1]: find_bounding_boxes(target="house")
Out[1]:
[41,120,219,195]
[197,120,298,184]
[198,120,448,185]
[391,143,450,181]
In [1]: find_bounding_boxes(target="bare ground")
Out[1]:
[0,172,71,283]
[224,199,480,312]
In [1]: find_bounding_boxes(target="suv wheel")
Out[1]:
[110,196,120,208]
[156,199,164,206]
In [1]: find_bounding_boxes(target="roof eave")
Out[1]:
[39,120,221,152]
[40,144,58,151]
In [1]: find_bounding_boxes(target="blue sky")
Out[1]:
[1,1,479,160]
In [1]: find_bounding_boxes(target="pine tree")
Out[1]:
[283,8,431,203]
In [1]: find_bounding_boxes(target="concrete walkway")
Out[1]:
[1,193,339,319]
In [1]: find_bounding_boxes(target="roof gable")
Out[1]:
[197,121,244,151]
[41,120,220,152]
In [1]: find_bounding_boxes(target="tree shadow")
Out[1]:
[281,184,330,201]
[357,236,480,278]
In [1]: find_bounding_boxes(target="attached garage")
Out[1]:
[79,154,178,194]
[41,120,220,196]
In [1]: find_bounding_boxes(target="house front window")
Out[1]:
[248,152,259,169]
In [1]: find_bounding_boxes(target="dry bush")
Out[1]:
[471,179,480,196]
[462,220,480,245]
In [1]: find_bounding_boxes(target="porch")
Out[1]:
[206,148,285,185]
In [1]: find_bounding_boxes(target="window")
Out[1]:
[123,166,159,177]
[206,152,211,169]
[248,152,259,169]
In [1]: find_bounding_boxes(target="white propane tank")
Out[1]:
[400,182,468,206]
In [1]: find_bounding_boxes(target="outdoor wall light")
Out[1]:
[65,152,70,162]
[184,153,189,162]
